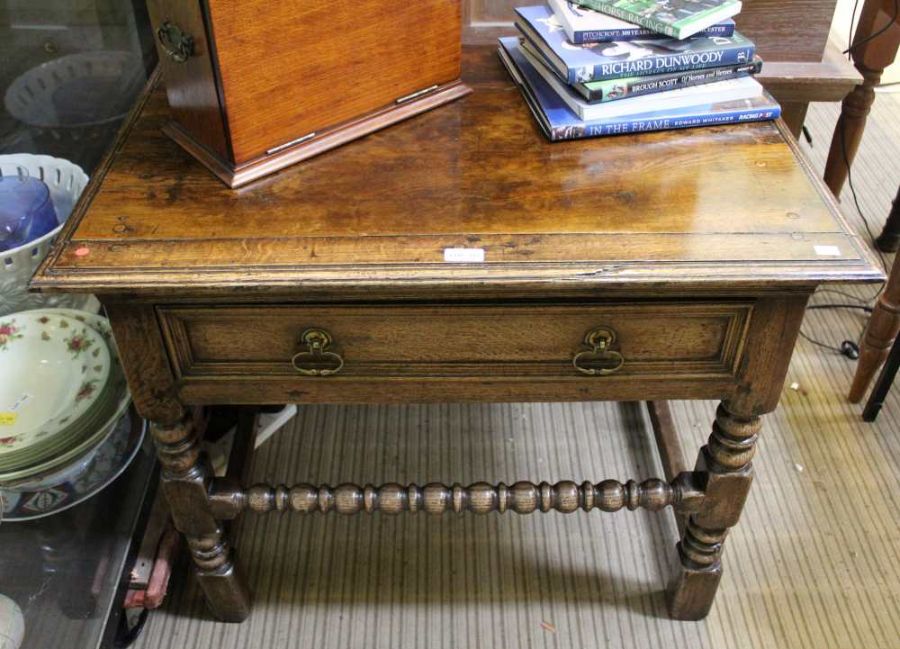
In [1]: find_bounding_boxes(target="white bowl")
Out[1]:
[4,51,144,131]
[0,154,92,317]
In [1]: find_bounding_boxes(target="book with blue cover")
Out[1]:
[520,37,763,102]
[515,4,755,84]
[498,36,780,141]
[518,40,764,120]
[548,0,735,44]
[574,0,743,40]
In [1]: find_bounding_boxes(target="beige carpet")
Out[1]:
[135,96,900,649]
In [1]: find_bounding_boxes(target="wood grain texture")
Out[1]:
[668,403,759,619]
[647,401,688,482]
[162,81,472,188]
[726,294,810,415]
[733,0,839,62]
[212,474,705,516]
[145,0,230,160]
[158,302,751,380]
[104,301,185,424]
[150,414,251,622]
[31,48,881,298]
[756,44,862,103]
[202,0,461,164]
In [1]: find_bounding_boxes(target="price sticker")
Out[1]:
[814,245,841,257]
[444,248,485,263]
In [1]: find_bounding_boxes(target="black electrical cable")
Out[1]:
[839,118,890,277]
[798,330,859,359]
[808,303,874,313]
[843,0,900,56]
[816,287,874,303]
[848,0,862,61]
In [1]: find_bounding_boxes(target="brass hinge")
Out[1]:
[395,84,440,104]
[266,132,316,156]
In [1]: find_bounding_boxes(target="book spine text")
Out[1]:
[581,41,756,82]
[575,21,734,44]
[549,104,782,141]
[577,1,679,38]
[590,60,762,102]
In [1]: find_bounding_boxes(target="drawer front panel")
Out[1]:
[159,303,752,382]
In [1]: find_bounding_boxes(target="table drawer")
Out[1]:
[158,302,752,382]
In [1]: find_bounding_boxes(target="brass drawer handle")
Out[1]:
[573,327,625,376]
[291,329,344,376]
[157,21,194,63]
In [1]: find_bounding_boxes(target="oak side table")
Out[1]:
[33,47,882,623]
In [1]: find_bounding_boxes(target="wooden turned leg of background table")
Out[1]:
[667,402,760,620]
[150,414,251,622]
[849,254,900,403]
[823,0,900,197]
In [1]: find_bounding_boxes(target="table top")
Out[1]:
[33,46,881,299]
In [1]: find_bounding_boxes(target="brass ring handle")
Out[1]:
[291,328,344,376]
[573,327,625,376]
[157,21,194,63]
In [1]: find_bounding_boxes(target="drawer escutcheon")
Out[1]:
[291,329,344,377]
[573,327,625,376]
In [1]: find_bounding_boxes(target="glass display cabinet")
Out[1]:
[0,3,157,649]
[0,0,156,171]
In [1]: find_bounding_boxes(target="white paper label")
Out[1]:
[444,248,485,263]
[814,245,841,257]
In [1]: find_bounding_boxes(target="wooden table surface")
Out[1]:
[32,47,880,299]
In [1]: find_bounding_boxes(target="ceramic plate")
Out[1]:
[0,312,111,459]
[0,309,130,482]
[0,408,146,521]
[0,372,131,482]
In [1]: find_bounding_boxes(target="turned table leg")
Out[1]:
[849,253,900,403]
[823,0,900,197]
[151,414,251,621]
[668,402,759,620]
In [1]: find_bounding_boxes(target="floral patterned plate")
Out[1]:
[0,311,111,463]
[0,309,130,481]
[0,408,146,521]
[0,368,131,482]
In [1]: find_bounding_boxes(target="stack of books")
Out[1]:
[498,0,781,141]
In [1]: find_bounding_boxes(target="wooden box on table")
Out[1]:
[145,0,471,187]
